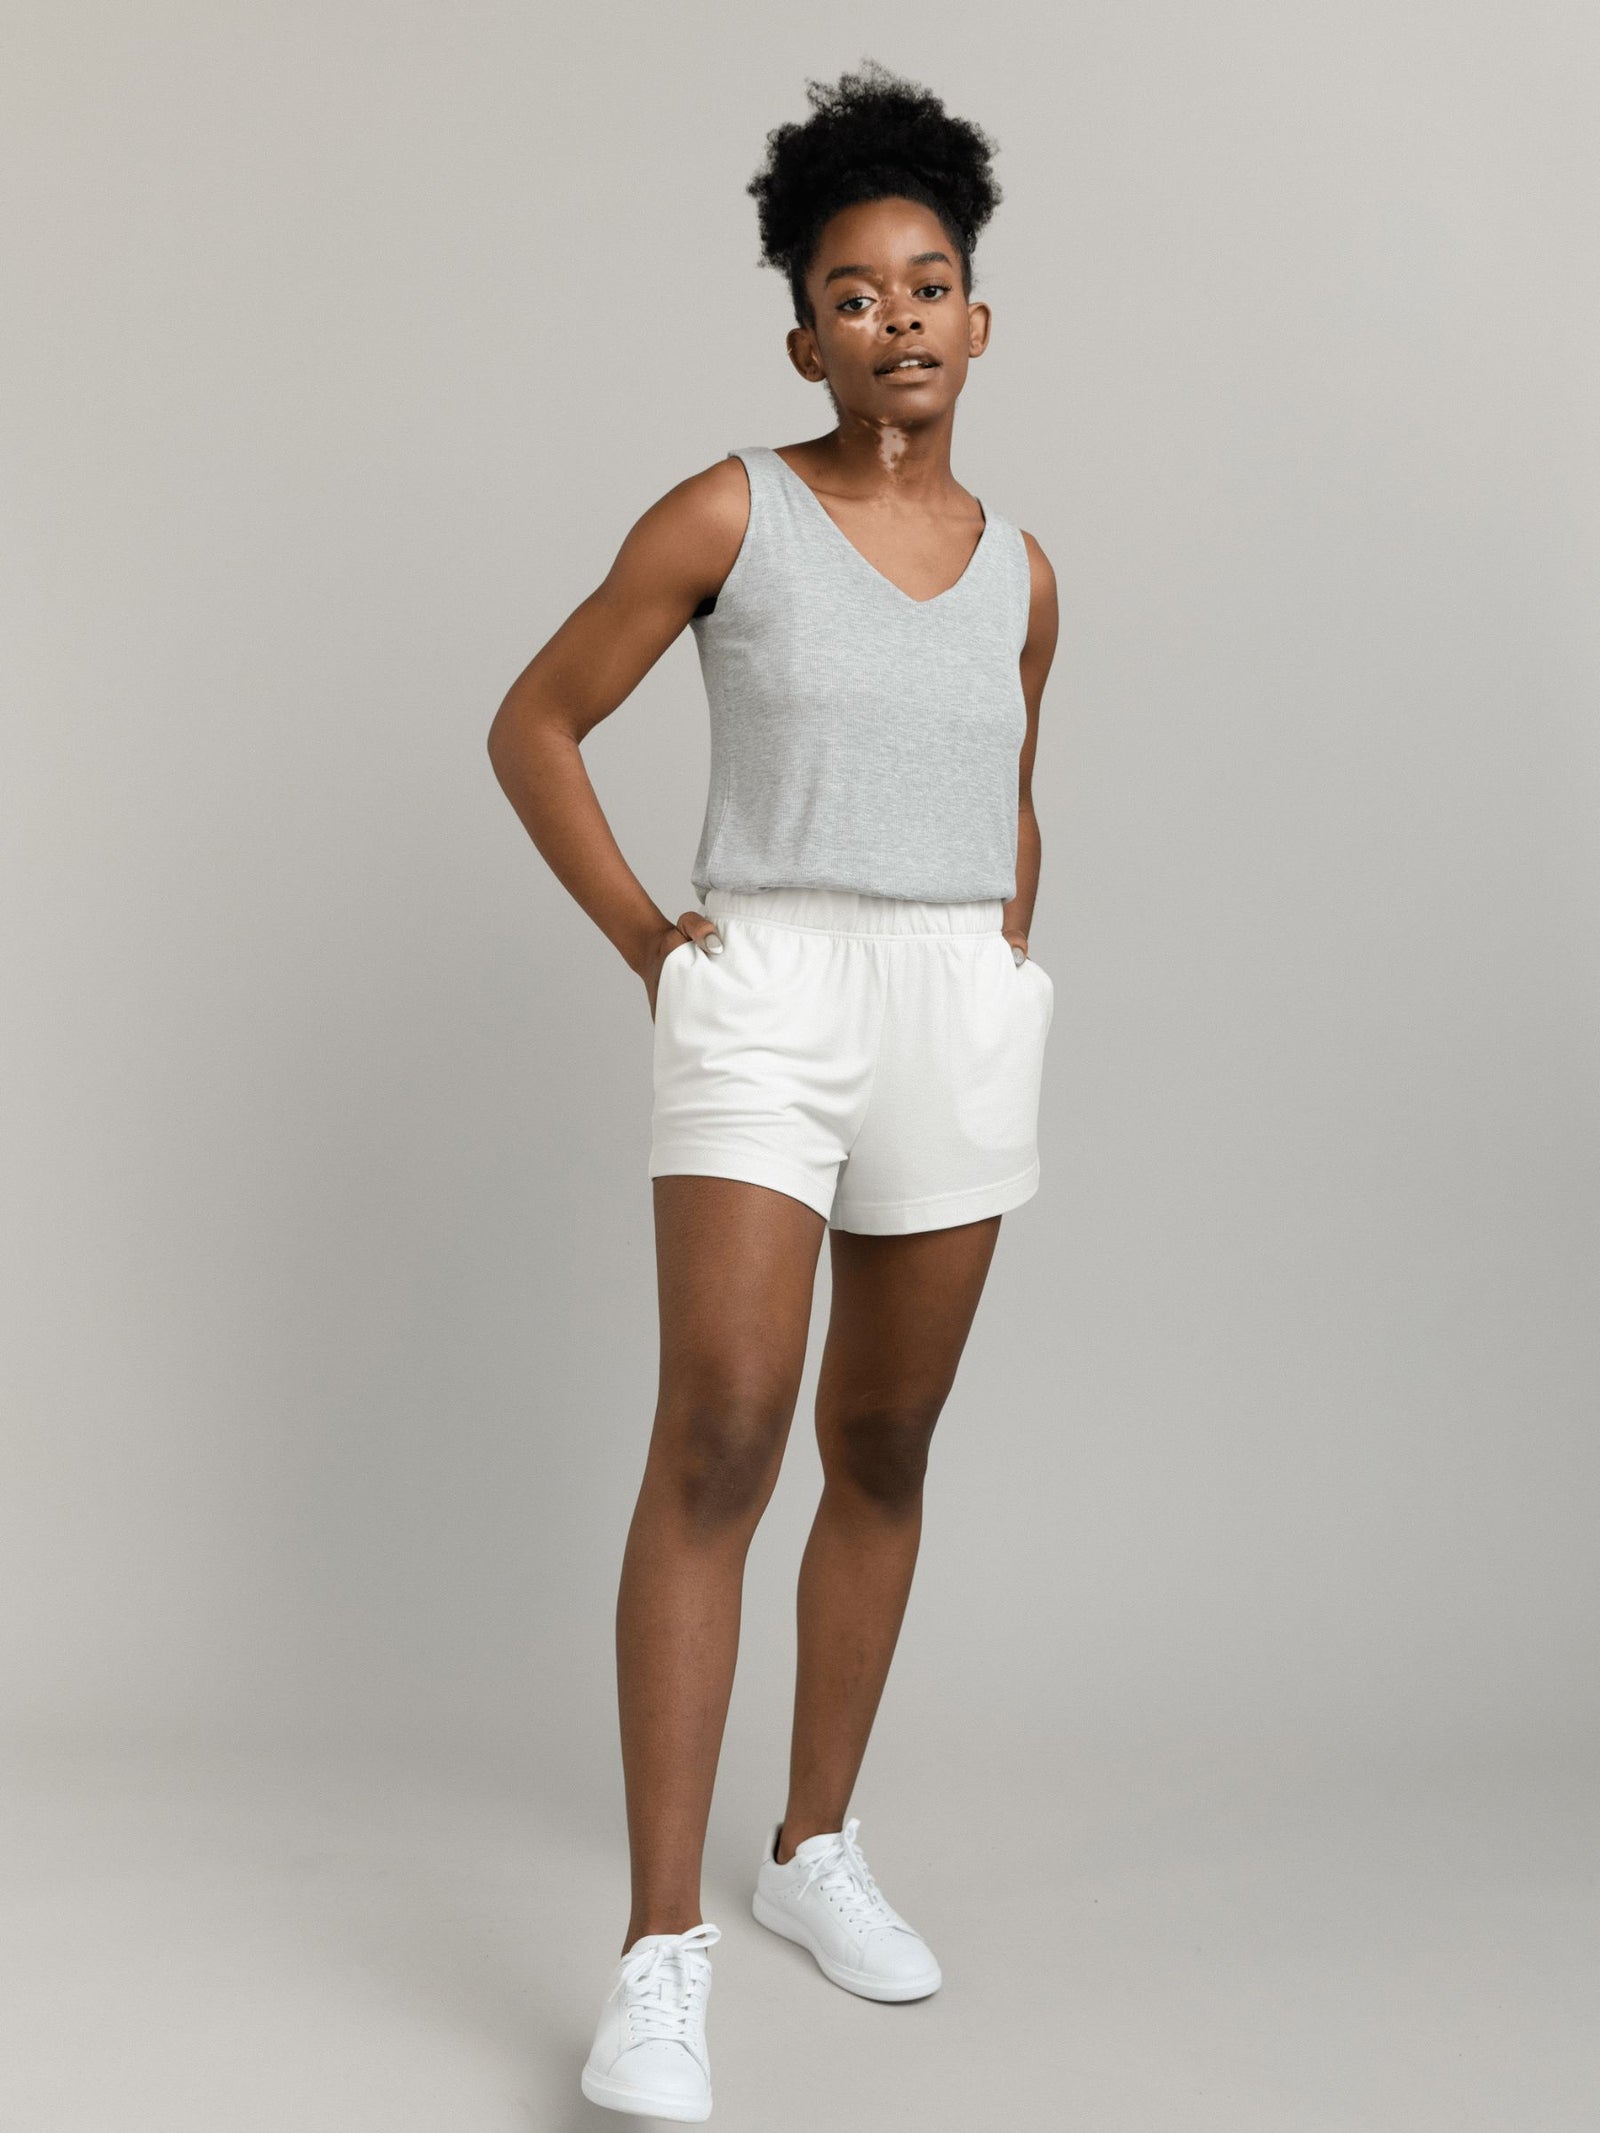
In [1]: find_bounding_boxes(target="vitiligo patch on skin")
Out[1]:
[876,425,913,474]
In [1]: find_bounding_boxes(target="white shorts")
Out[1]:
[648,884,1054,1235]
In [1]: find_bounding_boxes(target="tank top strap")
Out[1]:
[726,444,828,556]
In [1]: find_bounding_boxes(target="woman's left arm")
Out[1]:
[1003,529,1060,962]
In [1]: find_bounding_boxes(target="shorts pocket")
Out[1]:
[1007,939,1053,1035]
[652,938,696,1026]
[1001,932,1049,987]
[1025,954,1054,1036]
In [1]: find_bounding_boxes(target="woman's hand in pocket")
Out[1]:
[645,913,723,1020]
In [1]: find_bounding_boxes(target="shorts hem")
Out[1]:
[828,1158,1041,1236]
[648,1147,833,1224]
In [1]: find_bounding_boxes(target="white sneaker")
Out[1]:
[752,1816,941,2002]
[579,1920,721,2121]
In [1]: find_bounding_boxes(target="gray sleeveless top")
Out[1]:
[686,445,1032,905]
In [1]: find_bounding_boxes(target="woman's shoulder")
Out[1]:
[634,451,757,552]
[598,454,756,621]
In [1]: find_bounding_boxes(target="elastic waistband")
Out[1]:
[703,884,1005,938]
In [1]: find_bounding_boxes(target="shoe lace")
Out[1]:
[796,1817,914,1937]
[616,1921,721,2044]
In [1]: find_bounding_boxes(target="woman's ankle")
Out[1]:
[774,1810,845,1865]
[622,1912,703,1954]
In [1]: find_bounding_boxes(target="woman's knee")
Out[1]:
[651,1382,793,1531]
[821,1398,945,1512]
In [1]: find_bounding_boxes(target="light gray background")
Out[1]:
[3,4,1597,2128]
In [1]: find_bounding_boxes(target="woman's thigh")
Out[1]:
[649,1173,827,1479]
[820,1217,1004,1415]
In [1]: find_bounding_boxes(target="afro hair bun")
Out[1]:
[747,58,1002,324]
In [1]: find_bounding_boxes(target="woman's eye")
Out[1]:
[838,282,950,314]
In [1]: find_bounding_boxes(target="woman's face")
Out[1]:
[787,194,990,428]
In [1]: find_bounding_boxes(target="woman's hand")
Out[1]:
[645,912,723,1020]
[1002,929,1030,967]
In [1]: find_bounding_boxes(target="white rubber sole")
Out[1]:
[579,2062,712,2121]
[751,1889,942,2002]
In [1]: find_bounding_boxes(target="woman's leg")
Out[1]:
[615,1171,826,1953]
[775,1214,1003,1861]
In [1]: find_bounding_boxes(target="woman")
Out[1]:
[488,59,1059,2123]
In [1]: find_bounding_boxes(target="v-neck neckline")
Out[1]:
[764,447,992,609]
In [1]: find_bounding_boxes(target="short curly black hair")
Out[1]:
[747,58,1002,329]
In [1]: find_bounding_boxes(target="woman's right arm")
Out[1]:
[486,455,749,1013]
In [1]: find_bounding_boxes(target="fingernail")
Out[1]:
[1012,947,1026,966]
[704,933,724,954]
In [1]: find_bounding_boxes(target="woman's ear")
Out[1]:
[785,323,826,384]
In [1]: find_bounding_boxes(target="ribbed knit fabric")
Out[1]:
[687,445,1032,905]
